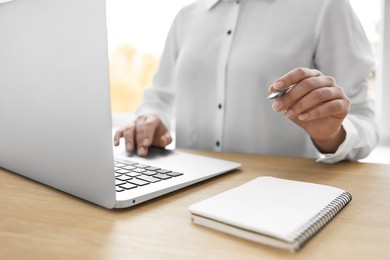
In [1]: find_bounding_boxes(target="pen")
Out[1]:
[267,85,293,100]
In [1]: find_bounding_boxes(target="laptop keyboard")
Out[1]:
[114,160,184,192]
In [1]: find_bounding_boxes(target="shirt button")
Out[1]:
[227,30,232,35]
[216,141,220,147]
[218,104,222,109]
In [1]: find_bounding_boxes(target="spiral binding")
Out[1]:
[288,191,352,251]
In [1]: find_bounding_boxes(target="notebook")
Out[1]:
[188,177,352,252]
[0,0,240,209]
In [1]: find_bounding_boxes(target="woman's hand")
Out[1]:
[114,114,172,156]
[269,67,351,153]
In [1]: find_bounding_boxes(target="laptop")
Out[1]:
[0,0,240,209]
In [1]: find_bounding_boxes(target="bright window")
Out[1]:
[106,0,193,113]
[350,0,382,98]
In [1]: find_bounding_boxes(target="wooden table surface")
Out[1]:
[1,150,390,260]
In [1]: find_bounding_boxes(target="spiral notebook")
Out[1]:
[188,176,352,252]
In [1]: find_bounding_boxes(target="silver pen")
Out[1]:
[267,85,293,100]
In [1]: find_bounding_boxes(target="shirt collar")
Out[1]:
[203,0,233,10]
[203,0,221,10]
[202,0,275,10]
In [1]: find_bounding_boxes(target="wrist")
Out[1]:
[312,126,346,154]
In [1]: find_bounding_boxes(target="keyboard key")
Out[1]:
[122,165,136,170]
[115,180,126,186]
[134,164,149,169]
[115,160,137,166]
[154,173,172,180]
[120,182,138,190]
[132,168,146,173]
[126,171,142,177]
[116,186,125,192]
[157,169,171,174]
[124,161,137,165]
[128,179,150,186]
[143,170,157,176]
[137,175,161,183]
[116,169,130,175]
[116,175,132,181]
[114,162,126,167]
[146,166,160,171]
[167,171,183,177]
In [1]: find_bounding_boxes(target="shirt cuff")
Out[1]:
[316,117,358,164]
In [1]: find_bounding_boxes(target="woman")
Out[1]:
[114,0,378,163]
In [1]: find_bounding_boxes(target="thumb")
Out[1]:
[157,132,172,147]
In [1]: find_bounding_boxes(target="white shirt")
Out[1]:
[136,0,379,163]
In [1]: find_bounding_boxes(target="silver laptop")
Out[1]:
[0,0,240,209]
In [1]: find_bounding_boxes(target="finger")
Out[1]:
[272,75,336,112]
[158,132,173,147]
[113,129,124,146]
[269,67,321,92]
[122,123,136,152]
[135,115,158,156]
[134,116,148,155]
[136,116,158,147]
[296,99,350,122]
[287,85,344,119]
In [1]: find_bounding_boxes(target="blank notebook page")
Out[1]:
[189,176,347,242]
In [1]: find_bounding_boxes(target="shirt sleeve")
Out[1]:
[134,10,182,131]
[313,0,379,163]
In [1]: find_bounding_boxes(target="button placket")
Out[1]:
[214,1,240,151]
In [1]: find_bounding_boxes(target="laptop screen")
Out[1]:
[0,0,117,208]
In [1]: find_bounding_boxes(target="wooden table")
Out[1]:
[1,150,390,259]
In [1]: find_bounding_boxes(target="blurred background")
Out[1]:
[106,0,381,113]
[106,0,389,163]
[106,0,193,113]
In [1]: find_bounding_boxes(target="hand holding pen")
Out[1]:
[267,67,351,154]
[267,85,294,100]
